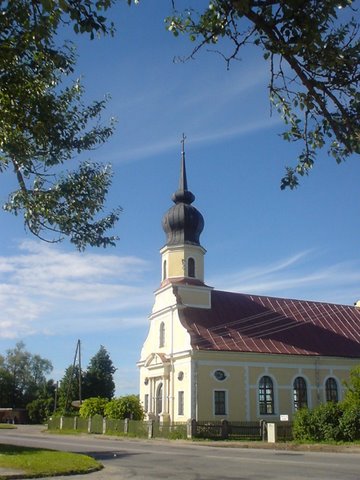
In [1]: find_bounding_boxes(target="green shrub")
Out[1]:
[293,408,316,441]
[339,406,360,441]
[27,398,54,424]
[293,403,343,442]
[79,397,108,418]
[105,395,144,420]
[312,402,343,442]
[343,366,360,409]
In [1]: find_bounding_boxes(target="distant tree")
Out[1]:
[83,346,116,400]
[0,358,12,406]
[27,397,55,424]
[1,0,121,249]
[0,342,53,408]
[152,0,360,188]
[79,397,109,418]
[57,365,83,414]
[105,395,144,420]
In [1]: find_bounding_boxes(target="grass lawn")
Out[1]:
[0,425,16,430]
[0,444,102,479]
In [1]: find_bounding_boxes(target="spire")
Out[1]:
[162,136,204,246]
[172,134,195,205]
[179,133,188,191]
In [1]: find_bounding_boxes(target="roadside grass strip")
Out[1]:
[0,426,16,430]
[0,444,102,478]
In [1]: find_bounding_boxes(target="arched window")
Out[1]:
[293,377,308,411]
[159,322,165,348]
[188,257,195,278]
[162,260,167,281]
[259,376,274,414]
[325,377,339,402]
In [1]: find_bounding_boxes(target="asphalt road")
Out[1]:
[1,425,359,480]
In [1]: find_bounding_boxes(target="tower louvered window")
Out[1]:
[188,257,195,277]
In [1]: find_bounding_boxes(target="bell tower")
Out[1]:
[160,136,206,286]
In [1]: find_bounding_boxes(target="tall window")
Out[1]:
[325,377,339,402]
[178,391,184,416]
[144,394,149,413]
[162,260,167,281]
[188,257,195,278]
[159,322,165,348]
[214,390,227,415]
[156,383,163,415]
[259,376,274,414]
[293,377,308,411]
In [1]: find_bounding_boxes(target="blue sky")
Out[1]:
[1,1,359,395]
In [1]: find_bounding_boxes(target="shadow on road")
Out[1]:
[81,450,141,462]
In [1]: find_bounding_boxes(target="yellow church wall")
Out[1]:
[192,351,358,421]
[172,356,192,421]
[176,286,211,308]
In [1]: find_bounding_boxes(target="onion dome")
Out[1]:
[162,144,204,246]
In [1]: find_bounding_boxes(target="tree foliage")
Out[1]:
[0,342,53,408]
[343,365,360,408]
[83,346,116,400]
[0,0,121,249]
[57,345,116,413]
[57,364,82,414]
[27,396,55,424]
[79,397,109,418]
[162,0,359,188]
[104,395,144,420]
[293,366,360,442]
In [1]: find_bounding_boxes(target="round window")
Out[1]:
[144,377,149,385]
[178,371,184,381]
[214,370,227,381]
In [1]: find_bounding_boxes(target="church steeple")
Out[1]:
[160,137,206,285]
[162,136,204,247]
[172,135,194,205]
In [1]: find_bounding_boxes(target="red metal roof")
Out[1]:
[178,290,360,357]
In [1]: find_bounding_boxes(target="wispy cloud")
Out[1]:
[106,61,276,165]
[209,251,360,305]
[112,116,280,164]
[0,241,153,339]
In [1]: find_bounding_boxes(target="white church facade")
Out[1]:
[138,147,360,423]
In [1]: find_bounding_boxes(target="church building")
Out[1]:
[138,147,360,423]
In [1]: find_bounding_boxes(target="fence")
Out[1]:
[190,420,266,441]
[48,416,187,439]
[48,416,292,441]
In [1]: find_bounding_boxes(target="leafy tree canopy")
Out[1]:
[0,341,53,408]
[1,0,121,249]
[148,0,359,189]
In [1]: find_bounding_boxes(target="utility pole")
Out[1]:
[65,339,82,411]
